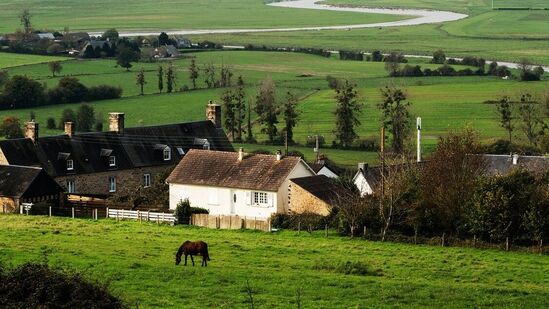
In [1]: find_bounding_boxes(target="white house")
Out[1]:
[310,162,339,178]
[352,163,375,196]
[167,148,315,219]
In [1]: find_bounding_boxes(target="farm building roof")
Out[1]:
[0,165,62,198]
[290,175,345,205]
[483,154,548,176]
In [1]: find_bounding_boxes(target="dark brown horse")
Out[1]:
[175,241,210,267]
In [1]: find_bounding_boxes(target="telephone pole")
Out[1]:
[416,117,422,163]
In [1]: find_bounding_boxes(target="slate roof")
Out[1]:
[167,149,304,191]
[0,121,233,177]
[0,165,63,198]
[290,175,344,205]
[354,162,424,191]
[483,154,548,176]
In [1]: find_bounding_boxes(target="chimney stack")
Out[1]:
[512,154,519,165]
[206,101,222,129]
[24,121,39,142]
[358,162,368,171]
[64,122,75,137]
[109,112,125,134]
[276,150,282,161]
[238,147,244,161]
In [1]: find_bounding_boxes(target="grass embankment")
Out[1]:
[0,215,548,308]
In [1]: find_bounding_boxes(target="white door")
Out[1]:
[231,191,236,214]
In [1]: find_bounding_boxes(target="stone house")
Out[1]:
[0,165,63,213]
[288,175,343,216]
[167,148,315,219]
[0,104,232,197]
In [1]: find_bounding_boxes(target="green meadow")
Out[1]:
[1,50,547,166]
[0,53,69,69]
[0,215,547,308]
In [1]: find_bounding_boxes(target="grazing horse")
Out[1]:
[175,241,210,267]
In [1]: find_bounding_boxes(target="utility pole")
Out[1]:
[379,127,385,229]
[285,130,288,155]
[314,135,320,163]
[417,117,422,163]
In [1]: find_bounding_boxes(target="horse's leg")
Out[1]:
[204,256,207,267]
[184,254,188,266]
[190,255,195,266]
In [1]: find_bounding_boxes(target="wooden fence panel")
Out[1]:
[191,214,270,232]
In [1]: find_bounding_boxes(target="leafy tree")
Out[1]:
[48,61,63,78]
[254,77,279,143]
[221,89,236,139]
[116,47,139,71]
[136,68,146,95]
[282,91,299,144]
[166,64,175,93]
[378,85,412,154]
[158,32,170,46]
[219,64,233,87]
[3,75,45,108]
[333,80,362,148]
[246,100,254,143]
[431,49,446,64]
[82,45,96,58]
[371,50,383,62]
[58,108,76,130]
[46,117,56,129]
[101,28,119,41]
[203,63,216,88]
[189,59,199,89]
[517,93,546,147]
[95,112,104,132]
[19,9,32,35]
[157,66,164,93]
[76,104,95,132]
[52,77,88,103]
[522,175,549,251]
[0,116,24,139]
[233,76,246,142]
[496,95,514,144]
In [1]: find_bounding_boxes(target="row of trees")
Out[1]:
[0,74,121,110]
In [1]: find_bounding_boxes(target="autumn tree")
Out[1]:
[0,116,24,139]
[48,61,63,78]
[189,59,199,89]
[254,77,279,143]
[333,80,363,148]
[282,91,299,144]
[136,68,146,95]
[378,85,412,154]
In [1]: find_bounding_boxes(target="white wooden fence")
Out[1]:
[107,208,176,224]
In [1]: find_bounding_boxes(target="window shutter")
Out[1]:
[246,191,252,205]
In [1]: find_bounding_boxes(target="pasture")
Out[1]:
[0,215,548,308]
[0,52,69,69]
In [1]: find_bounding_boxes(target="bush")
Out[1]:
[352,137,380,151]
[313,261,382,276]
[46,117,56,129]
[0,263,124,308]
[271,212,329,231]
[326,75,341,89]
[86,85,123,101]
[174,199,209,224]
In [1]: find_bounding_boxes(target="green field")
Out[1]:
[0,0,404,33]
[1,215,547,308]
[0,52,69,69]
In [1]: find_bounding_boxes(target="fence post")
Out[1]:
[94,208,97,220]
[106,207,109,218]
[49,206,52,217]
[505,237,509,251]
[363,226,367,238]
[441,233,445,247]
[71,207,75,219]
[3,204,5,213]
[147,211,150,222]
[298,222,301,235]
[138,210,141,223]
[473,235,477,248]
[156,214,159,224]
[325,224,328,237]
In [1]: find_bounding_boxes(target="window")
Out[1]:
[176,147,185,155]
[109,176,116,193]
[253,192,268,205]
[163,147,171,161]
[67,180,75,194]
[109,155,116,167]
[66,159,74,171]
[143,174,151,188]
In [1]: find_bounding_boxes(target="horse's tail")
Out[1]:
[204,243,211,261]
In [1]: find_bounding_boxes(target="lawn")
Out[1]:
[0,215,547,308]
[0,52,69,69]
[0,0,404,33]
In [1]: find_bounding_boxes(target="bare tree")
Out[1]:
[48,61,63,78]
[334,183,368,237]
[203,63,216,89]
[517,93,546,147]
[19,9,32,35]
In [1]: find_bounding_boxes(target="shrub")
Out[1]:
[352,137,380,151]
[398,64,423,77]
[174,199,208,224]
[86,85,123,101]
[271,212,329,231]
[371,50,383,62]
[0,263,124,308]
[313,261,383,276]
[46,117,56,129]
[437,64,457,76]
[326,75,341,89]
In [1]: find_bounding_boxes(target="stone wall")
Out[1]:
[288,182,331,216]
[0,197,17,213]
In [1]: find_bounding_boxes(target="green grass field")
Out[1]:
[0,53,69,69]
[1,215,547,308]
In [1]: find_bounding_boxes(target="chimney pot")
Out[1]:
[358,162,368,171]
[238,147,244,161]
[276,150,282,161]
[64,122,75,137]
[206,102,222,129]
[109,112,125,134]
[512,154,519,165]
[24,121,39,142]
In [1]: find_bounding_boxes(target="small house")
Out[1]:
[288,175,344,216]
[167,148,315,219]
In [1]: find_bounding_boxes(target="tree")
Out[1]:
[102,28,119,41]
[333,80,362,148]
[51,77,88,103]
[116,47,139,71]
[82,45,96,58]
[58,108,76,130]
[0,116,24,139]
[254,77,279,143]
[157,66,164,93]
[221,89,236,139]
[189,59,199,89]
[95,112,104,132]
[233,76,246,142]
[282,91,299,144]
[3,75,45,108]
[48,61,63,78]
[517,93,546,147]
[203,63,216,88]
[166,64,175,93]
[219,64,233,87]
[334,183,369,237]
[19,9,32,35]
[378,85,412,154]
[384,56,401,77]
[431,49,446,64]
[76,104,95,132]
[246,100,254,143]
[136,68,146,95]
[158,32,170,46]
[0,70,8,91]
[496,95,514,144]
[419,128,486,235]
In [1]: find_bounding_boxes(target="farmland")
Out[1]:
[0,53,69,69]
[1,215,548,308]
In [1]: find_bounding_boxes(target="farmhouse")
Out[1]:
[0,104,232,197]
[0,165,63,213]
[288,175,343,216]
[167,148,315,219]
[484,154,548,176]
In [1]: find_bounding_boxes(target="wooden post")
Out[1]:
[441,233,445,247]
[94,208,98,220]
[473,235,477,248]
[540,239,543,255]
[325,224,328,237]
[147,211,150,222]
[156,214,160,224]
[505,237,509,251]
[298,222,301,235]
[363,226,367,238]
[71,207,75,219]
[49,206,52,217]
[106,207,109,218]
[138,210,141,223]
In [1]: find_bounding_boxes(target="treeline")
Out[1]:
[244,44,331,57]
[0,74,121,110]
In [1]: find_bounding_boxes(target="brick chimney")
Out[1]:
[238,147,244,161]
[64,122,75,137]
[206,101,222,129]
[109,112,125,134]
[24,121,39,142]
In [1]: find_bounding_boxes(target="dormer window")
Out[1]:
[109,155,116,167]
[203,141,210,150]
[66,159,74,171]
[176,147,185,156]
[163,147,171,161]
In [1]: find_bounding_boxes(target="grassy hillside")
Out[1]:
[0,53,69,69]
[0,215,547,308]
